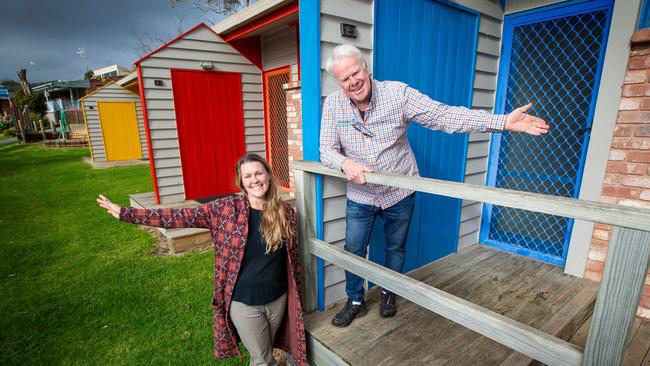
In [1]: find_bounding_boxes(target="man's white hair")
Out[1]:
[325,44,367,74]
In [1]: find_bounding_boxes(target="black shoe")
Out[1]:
[331,299,367,327]
[379,290,397,318]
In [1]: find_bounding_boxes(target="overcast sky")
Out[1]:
[0,0,229,83]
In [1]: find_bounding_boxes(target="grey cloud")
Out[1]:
[1,0,222,82]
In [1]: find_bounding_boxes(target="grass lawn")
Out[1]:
[0,144,247,365]
[0,135,11,141]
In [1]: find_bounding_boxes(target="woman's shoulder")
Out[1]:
[206,193,247,209]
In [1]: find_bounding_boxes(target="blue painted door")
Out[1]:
[482,0,613,266]
[372,0,479,273]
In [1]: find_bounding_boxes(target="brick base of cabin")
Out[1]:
[587,28,650,319]
[284,80,303,197]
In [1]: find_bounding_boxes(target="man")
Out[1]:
[319,44,549,328]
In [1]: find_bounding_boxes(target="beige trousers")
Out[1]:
[230,293,287,366]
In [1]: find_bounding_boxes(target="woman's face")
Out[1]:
[240,161,270,202]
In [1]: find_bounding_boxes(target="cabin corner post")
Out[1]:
[582,227,650,366]
[294,168,318,312]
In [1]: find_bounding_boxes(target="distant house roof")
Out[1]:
[32,80,91,94]
[92,64,131,77]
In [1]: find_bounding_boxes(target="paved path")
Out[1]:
[0,138,18,146]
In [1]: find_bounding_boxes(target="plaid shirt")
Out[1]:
[320,80,507,209]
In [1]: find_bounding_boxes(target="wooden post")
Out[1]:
[16,118,25,143]
[38,120,46,142]
[294,169,319,312]
[582,227,650,366]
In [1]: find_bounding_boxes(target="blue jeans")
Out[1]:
[344,193,415,302]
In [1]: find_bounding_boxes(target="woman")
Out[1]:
[97,154,306,366]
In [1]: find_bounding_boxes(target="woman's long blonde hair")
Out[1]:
[235,154,294,253]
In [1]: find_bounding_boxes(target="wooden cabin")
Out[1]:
[80,82,148,162]
[134,1,299,205]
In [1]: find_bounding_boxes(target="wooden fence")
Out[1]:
[292,160,650,366]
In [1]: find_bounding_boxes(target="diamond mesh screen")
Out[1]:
[266,71,290,188]
[488,9,608,263]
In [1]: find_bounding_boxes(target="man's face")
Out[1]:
[332,56,371,106]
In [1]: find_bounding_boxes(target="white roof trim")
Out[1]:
[117,71,137,86]
[212,0,294,35]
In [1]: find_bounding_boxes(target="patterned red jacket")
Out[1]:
[119,194,307,364]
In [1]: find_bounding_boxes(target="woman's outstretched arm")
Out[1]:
[96,194,213,229]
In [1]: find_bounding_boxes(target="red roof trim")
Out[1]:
[223,2,299,42]
[135,22,225,65]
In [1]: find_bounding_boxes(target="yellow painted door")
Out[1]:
[98,102,142,161]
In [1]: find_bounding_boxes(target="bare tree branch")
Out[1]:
[169,0,249,24]
[131,0,249,55]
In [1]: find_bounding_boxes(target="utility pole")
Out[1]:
[76,44,88,72]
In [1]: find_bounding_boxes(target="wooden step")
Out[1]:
[43,138,89,147]
[129,192,212,253]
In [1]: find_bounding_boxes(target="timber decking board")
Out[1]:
[305,245,599,366]
[406,259,566,365]
[622,320,650,366]
[566,316,650,366]
[308,246,504,352]
[373,255,554,366]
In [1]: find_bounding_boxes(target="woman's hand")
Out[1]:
[97,194,121,219]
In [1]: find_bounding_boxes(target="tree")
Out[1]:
[169,0,251,17]
[0,79,21,94]
[131,10,187,57]
[13,90,47,116]
[131,0,250,56]
[16,69,32,96]
[84,70,95,80]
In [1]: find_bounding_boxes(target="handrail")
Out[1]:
[291,160,650,231]
[291,160,650,366]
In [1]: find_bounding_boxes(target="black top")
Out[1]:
[232,207,288,305]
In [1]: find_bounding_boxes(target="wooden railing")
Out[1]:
[292,160,650,366]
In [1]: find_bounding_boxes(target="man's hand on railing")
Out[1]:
[341,159,373,185]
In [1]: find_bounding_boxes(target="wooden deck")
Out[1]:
[305,245,650,365]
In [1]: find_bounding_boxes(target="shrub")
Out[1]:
[4,127,16,137]
[13,90,47,116]
[0,117,13,132]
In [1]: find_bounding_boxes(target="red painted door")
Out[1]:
[170,69,245,200]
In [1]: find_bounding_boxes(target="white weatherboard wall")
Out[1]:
[138,25,263,204]
[262,25,298,72]
[82,83,148,162]
[319,0,506,308]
